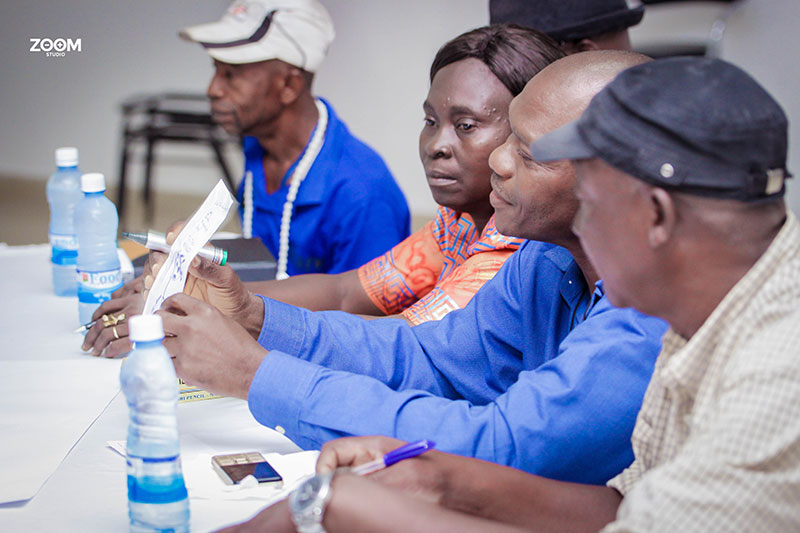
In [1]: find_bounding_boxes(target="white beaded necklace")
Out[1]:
[242,98,328,280]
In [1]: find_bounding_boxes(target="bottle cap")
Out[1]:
[129,315,164,342]
[81,172,106,193]
[55,147,79,167]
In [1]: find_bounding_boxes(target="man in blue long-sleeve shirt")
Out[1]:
[156,51,667,484]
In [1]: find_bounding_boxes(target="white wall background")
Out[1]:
[1,0,799,219]
[0,0,487,220]
[629,0,800,214]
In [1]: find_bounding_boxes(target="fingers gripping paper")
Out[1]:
[143,180,233,315]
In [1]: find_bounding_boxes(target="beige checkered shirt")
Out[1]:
[604,212,800,532]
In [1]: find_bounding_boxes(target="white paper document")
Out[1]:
[0,359,122,504]
[143,180,233,314]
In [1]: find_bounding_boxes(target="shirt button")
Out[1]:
[568,280,573,285]
[275,425,286,434]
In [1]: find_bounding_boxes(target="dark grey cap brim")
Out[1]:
[529,119,597,163]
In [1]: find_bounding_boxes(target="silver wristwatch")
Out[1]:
[289,472,334,533]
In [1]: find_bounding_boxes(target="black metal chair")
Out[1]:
[116,92,238,222]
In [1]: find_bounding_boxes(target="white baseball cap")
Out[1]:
[179,0,335,72]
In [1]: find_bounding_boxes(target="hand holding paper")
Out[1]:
[143,180,233,315]
[144,220,265,340]
[157,293,267,399]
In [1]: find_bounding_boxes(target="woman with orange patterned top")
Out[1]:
[245,25,565,323]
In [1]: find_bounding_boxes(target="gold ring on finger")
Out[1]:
[102,313,126,328]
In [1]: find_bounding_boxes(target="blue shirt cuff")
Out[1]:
[257,295,308,355]
[247,349,321,450]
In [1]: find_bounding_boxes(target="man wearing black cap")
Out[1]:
[490,0,644,53]
[221,57,800,532]
[522,56,799,531]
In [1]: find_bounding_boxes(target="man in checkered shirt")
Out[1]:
[538,56,800,532]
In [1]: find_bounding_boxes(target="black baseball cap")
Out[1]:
[530,57,792,201]
[490,0,644,42]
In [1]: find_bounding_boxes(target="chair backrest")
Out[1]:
[119,92,237,142]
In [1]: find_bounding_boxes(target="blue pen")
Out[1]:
[350,440,436,476]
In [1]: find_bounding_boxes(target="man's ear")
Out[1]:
[562,38,601,54]
[648,187,676,248]
[278,68,306,106]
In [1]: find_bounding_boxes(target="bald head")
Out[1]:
[511,50,651,141]
[489,50,651,251]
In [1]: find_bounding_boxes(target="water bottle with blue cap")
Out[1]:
[46,147,82,296]
[121,314,190,532]
[75,172,122,324]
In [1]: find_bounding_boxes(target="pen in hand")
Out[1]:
[350,439,436,476]
[74,320,98,334]
[122,230,228,266]
[73,231,227,334]
[74,313,126,334]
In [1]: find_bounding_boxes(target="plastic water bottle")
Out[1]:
[46,147,82,296]
[75,172,122,324]
[121,315,190,532]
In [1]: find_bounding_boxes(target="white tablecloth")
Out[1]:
[0,245,309,531]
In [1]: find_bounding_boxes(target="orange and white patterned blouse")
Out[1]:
[357,206,523,325]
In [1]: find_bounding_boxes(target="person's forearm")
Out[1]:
[245,270,382,315]
[437,453,621,532]
[238,292,265,339]
[245,275,341,310]
[324,474,527,533]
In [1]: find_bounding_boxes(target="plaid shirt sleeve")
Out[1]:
[604,315,800,532]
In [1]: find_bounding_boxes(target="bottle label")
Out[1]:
[77,268,122,303]
[127,455,188,504]
[49,233,78,250]
[50,233,78,265]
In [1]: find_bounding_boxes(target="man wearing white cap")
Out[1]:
[180,0,410,279]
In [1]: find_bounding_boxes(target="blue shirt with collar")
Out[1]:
[236,99,410,275]
[248,240,667,484]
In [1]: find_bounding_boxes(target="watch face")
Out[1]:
[297,476,319,508]
[294,475,323,512]
[291,473,333,533]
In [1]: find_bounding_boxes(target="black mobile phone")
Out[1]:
[211,452,283,487]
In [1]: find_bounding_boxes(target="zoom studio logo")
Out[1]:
[29,37,82,57]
